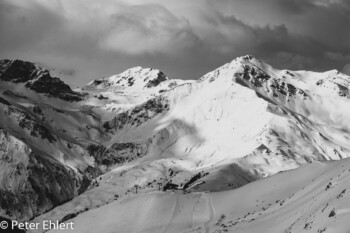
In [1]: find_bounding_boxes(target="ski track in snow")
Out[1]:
[190,192,216,233]
[161,193,179,233]
[191,194,202,230]
[203,193,215,233]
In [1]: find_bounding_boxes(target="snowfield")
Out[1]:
[49,159,350,233]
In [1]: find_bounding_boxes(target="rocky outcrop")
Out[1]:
[0,59,84,102]
[0,96,10,106]
[145,71,167,88]
[0,60,38,83]
[5,104,57,143]
[235,62,308,100]
[87,66,170,90]
[103,96,170,131]
[0,129,87,221]
[25,74,84,102]
[87,142,148,168]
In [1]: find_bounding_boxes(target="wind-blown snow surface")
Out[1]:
[2,56,350,232]
[48,159,350,233]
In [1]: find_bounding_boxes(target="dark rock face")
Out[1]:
[316,78,350,98]
[127,77,134,86]
[87,142,147,168]
[336,84,349,97]
[25,74,83,102]
[269,79,307,98]
[163,183,179,191]
[0,60,37,83]
[86,144,109,165]
[0,96,10,106]
[82,166,102,181]
[0,127,87,221]
[130,97,168,115]
[183,172,209,190]
[103,96,170,132]
[6,105,57,143]
[236,65,307,99]
[92,80,103,85]
[145,71,167,88]
[241,65,271,88]
[0,59,84,102]
[0,90,105,222]
[0,108,97,221]
[0,152,81,220]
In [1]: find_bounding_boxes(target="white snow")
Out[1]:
[46,159,350,233]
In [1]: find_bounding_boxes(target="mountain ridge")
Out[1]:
[1,56,350,232]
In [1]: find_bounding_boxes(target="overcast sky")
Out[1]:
[1,0,350,86]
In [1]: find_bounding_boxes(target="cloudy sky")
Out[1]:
[1,0,350,86]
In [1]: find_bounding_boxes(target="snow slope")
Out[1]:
[52,158,350,233]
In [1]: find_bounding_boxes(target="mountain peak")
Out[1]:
[87,66,169,89]
[0,59,84,102]
[238,54,257,61]
[233,55,267,69]
[0,59,40,83]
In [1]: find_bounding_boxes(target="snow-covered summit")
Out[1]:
[87,66,175,90]
[82,66,193,114]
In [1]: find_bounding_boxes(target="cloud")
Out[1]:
[0,0,350,86]
[0,0,64,52]
[99,4,200,54]
[343,64,350,75]
[324,52,350,61]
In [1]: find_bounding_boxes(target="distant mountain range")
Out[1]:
[1,56,350,232]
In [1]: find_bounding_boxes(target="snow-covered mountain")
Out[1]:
[1,56,350,232]
[82,66,193,118]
